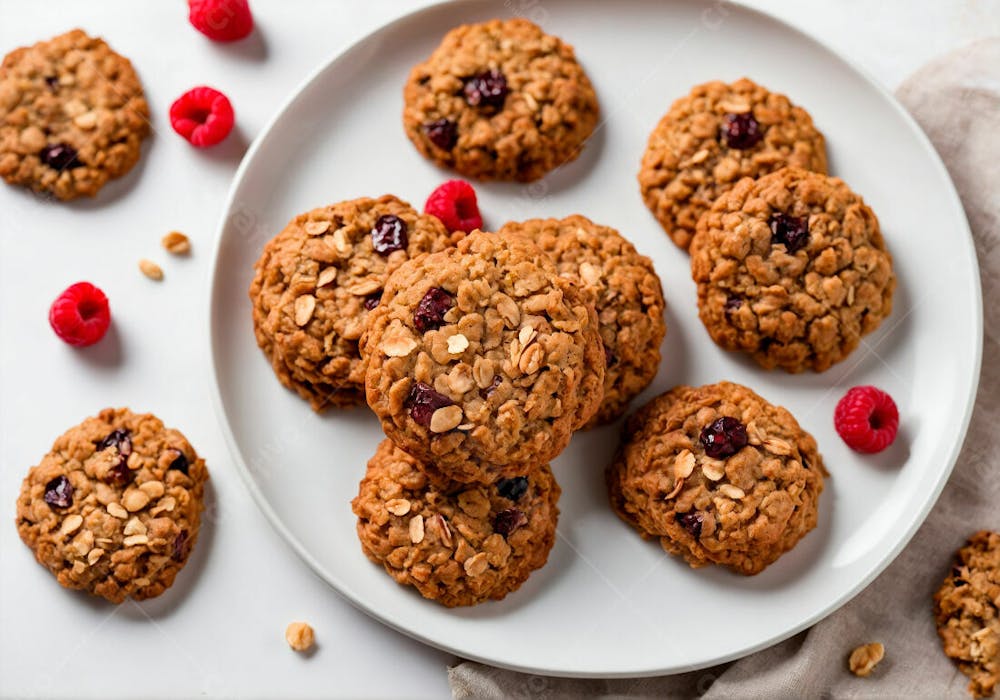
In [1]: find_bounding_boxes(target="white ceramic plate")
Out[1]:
[208,0,981,677]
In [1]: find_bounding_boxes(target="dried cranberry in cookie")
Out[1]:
[352,440,559,607]
[607,381,825,575]
[691,167,895,373]
[0,29,150,200]
[638,77,827,250]
[249,195,463,411]
[362,231,605,483]
[16,408,209,603]
[498,215,666,426]
[403,18,599,182]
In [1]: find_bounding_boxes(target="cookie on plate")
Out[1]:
[691,167,895,373]
[352,439,559,607]
[0,29,150,200]
[638,77,827,250]
[498,215,666,426]
[250,195,462,411]
[16,408,208,603]
[402,18,599,182]
[934,531,1000,698]
[362,231,604,482]
[607,381,825,575]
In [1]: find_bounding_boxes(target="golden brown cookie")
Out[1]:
[249,195,462,410]
[352,439,559,607]
[498,215,666,426]
[934,531,1000,698]
[607,382,825,575]
[16,408,208,603]
[402,18,599,182]
[690,167,895,373]
[0,29,150,200]
[638,78,826,250]
[362,231,604,483]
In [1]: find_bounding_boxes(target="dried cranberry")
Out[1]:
[769,213,810,253]
[413,287,453,333]
[720,112,763,150]
[172,529,190,562]
[364,292,382,310]
[496,476,529,501]
[724,296,743,315]
[39,143,81,170]
[405,382,454,427]
[424,118,457,150]
[97,429,133,485]
[168,450,189,474]
[700,417,748,459]
[675,511,703,539]
[43,475,74,509]
[604,344,616,367]
[479,375,502,399]
[494,508,528,537]
[371,215,408,255]
[106,460,132,487]
[97,429,132,457]
[463,69,508,110]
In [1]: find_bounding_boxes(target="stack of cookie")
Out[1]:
[638,77,895,373]
[355,230,606,606]
[602,78,896,575]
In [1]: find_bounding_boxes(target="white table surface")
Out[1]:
[1,1,996,698]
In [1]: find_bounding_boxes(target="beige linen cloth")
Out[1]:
[449,39,1000,699]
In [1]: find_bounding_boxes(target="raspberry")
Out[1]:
[188,0,254,42]
[424,180,483,233]
[834,386,900,454]
[49,282,111,347]
[169,86,235,148]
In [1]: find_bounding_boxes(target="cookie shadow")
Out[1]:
[73,323,125,369]
[648,299,690,397]
[534,121,607,197]
[442,531,577,620]
[694,472,836,592]
[64,132,155,211]
[120,478,218,619]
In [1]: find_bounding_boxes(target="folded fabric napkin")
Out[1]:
[449,38,1000,699]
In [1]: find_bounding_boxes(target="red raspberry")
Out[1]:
[49,282,111,347]
[188,0,254,42]
[169,87,235,148]
[834,386,899,454]
[424,180,483,233]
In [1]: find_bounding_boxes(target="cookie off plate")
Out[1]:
[208,0,981,677]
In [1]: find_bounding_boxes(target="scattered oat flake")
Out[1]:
[848,642,884,677]
[162,231,191,255]
[139,259,163,280]
[285,621,315,652]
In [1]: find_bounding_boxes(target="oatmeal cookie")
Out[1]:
[934,531,1000,698]
[0,29,150,200]
[16,408,208,603]
[250,195,461,410]
[362,231,604,482]
[352,439,559,607]
[402,18,599,182]
[639,78,827,250]
[607,381,825,575]
[690,167,895,373]
[498,215,666,426]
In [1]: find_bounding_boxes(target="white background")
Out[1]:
[0,1,997,698]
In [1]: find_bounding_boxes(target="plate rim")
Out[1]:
[206,0,984,678]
